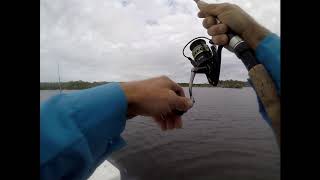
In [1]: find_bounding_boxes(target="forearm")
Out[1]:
[242,23,271,50]
[256,33,281,145]
[250,32,281,145]
[40,83,128,180]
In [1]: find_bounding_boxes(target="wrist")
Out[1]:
[242,23,270,49]
[120,82,137,104]
[120,82,140,118]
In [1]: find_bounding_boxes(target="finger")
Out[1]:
[166,118,175,130]
[153,116,166,131]
[153,118,162,129]
[207,24,228,36]
[198,11,206,18]
[166,113,182,129]
[202,16,217,29]
[169,91,193,111]
[212,34,229,46]
[175,85,185,97]
[158,115,167,131]
[159,76,184,96]
[196,1,225,17]
[177,118,183,129]
[167,80,186,97]
[173,116,183,129]
[164,113,178,130]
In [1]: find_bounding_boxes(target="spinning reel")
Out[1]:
[182,37,223,103]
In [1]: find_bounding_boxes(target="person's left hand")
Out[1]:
[121,76,193,131]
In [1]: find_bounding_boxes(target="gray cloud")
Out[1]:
[40,0,280,83]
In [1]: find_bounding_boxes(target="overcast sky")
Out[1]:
[40,0,280,83]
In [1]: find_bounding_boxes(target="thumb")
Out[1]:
[196,0,222,17]
[173,96,194,111]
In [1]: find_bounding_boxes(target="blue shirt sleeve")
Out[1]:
[251,33,280,126]
[255,33,280,95]
[40,83,128,180]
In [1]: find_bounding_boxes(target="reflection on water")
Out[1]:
[40,87,280,180]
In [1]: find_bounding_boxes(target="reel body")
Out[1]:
[183,37,223,103]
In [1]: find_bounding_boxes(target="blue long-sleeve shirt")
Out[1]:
[40,83,128,180]
[40,33,280,180]
[253,33,280,125]
[255,33,280,94]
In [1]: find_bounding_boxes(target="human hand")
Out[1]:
[121,76,193,131]
[195,0,270,49]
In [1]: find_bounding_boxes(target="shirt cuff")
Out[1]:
[255,33,281,95]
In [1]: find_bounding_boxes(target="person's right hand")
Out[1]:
[195,0,270,49]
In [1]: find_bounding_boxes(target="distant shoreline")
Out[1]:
[40,80,250,90]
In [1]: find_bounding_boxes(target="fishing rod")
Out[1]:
[57,61,62,94]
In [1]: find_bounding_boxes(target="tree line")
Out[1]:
[40,80,250,90]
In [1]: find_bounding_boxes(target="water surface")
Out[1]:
[40,88,280,180]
